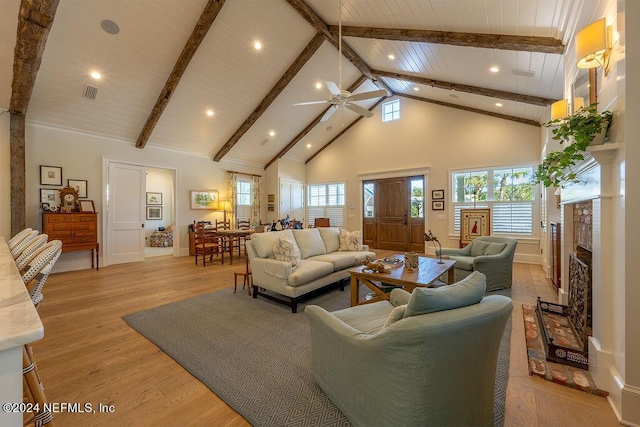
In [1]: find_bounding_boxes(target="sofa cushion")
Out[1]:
[470,240,490,257]
[287,259,334,287]
[350,250,377,264]
[339,229,363,251]
[450,256,474,271]
[404,271,486,317]
[484,242,507,255]
[382,304,407,329]
[308,253,356,270]
[317,227,340,253]
[250,229,295,259]
[292,228,327,259]
[273,236,301,268]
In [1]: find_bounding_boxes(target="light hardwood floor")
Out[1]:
[32,251,620,426]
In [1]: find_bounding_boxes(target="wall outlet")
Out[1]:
[437,214,446,220]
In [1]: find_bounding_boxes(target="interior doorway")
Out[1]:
[103,160,177,267]
[362,176,425,252]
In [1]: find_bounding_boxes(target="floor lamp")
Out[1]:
[220,200,232,225]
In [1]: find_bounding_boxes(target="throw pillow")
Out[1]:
[484,242,507,255]
[382,304,407,329]
[339,229,363,251]
[470,240,491,257]
[273,236,301,268]
[403,271,487,317]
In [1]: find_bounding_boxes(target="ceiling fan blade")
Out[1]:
[325,81,342,96]
[346,103,373,118]
[347,89,388,102]
[320,105,339,122]
[293,100,330,106]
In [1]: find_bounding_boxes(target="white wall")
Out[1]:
[305,96,542,261]
[20,123,263,270]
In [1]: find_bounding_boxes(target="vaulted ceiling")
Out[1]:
[2,0,589,169]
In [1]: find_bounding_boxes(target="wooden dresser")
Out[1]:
[42,212,99,270]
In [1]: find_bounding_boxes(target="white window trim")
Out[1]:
[306,180,347,227]
[447,163,539,239]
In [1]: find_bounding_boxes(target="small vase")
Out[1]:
[590,121,609,146]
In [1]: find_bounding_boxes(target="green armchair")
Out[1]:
[306,272,513,427]
[438,236,518,291]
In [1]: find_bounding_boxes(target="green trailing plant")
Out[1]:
[535,104,613,188]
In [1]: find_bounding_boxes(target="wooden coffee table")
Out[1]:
[350,254,456,306]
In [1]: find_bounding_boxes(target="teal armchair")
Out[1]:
[438,236,518,291]
[306,272,513,427]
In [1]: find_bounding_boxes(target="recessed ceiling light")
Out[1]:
[254,41,262,50]
[450,93,459,99]
[495,102,503,107]
[90,71,101,80]
[315,82,322,89]
[326,126,333,131]
[206,110,214,117]
[269,130,275,137]
[413,87,419,91]
[306,143,312,148]
[388,54,395,60]
[100,19,120,35]
[490,66,499,73]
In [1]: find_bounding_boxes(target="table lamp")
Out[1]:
[424,230,444,264]
[220,200,232,223]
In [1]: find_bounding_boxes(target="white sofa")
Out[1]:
[247,227,376,313]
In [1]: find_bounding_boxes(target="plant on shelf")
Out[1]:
[535,104,613,188]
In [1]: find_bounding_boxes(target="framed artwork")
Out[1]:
[190,190,219,210]
[40,188,58,204]
[267,194,275,203]
[146,206,163,220]
[460,208,491,247]
[79,200,96,213]
[432,189,444,200]
[40,165,62,186]
[146,192,162,205]
[68,179,88,198]
[432,200,445,210]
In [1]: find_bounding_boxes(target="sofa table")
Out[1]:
[350,255,456,306]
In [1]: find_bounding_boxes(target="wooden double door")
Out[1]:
[362,176,425,253]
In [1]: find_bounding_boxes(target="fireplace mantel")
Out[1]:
[560,143,621,204]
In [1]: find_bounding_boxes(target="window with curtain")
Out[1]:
[307,182,345,227]
[236,179,252,223]
[451,165,536,236]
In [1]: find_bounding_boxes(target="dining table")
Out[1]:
[211,228,255,265]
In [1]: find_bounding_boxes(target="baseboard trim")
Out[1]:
[607,366,640,426]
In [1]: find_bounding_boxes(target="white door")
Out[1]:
[107,162,146,265]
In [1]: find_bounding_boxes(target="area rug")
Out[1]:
[123,288,512,426]
[522,304,607,396]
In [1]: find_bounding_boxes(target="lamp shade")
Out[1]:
[550,99,569,120]
[220,200,232,211]
[576,18,607,69]
[573,97,585,111]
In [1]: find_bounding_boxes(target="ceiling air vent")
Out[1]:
[512,69,536,78]
[83,85,98,100]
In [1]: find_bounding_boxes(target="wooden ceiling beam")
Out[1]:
[305,97,387,164]
[329,26,565,54]
[397,93,541,127]
[284,0,391,94]
[213,33,325,162]
[9,0,60,236]
[264,75,368,170]
[373,69,556,106]
[135,0,225,149]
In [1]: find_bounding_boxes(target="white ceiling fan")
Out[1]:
[292,0,387,122]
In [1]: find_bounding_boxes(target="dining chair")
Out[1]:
[234,256,252,295]
[15,234,49,273]
[10,229,39,259]
[8,227,34,251]
[236,219,251,257]
[194,224,224,267]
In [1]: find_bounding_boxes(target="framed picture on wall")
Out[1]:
[146,192,162,205]
[190,190,218,210]
[431,189,444,200]
[40,188,58,204]
[146,206,163,220]
[68,179,88,198]
[432,200,445,210]
[79,200,95,213]
[460,208,491,247]
[40,165,62,186]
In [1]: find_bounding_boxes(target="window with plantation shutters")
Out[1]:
[307,182,345,227]
[236,179,252,223]
[451,166,536,237]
